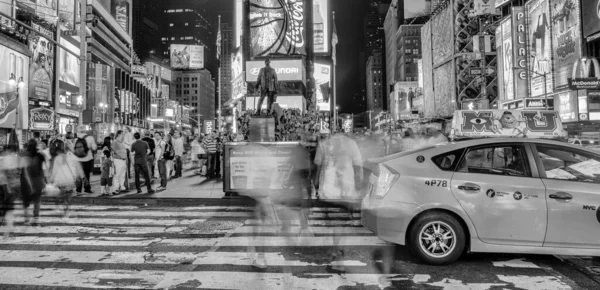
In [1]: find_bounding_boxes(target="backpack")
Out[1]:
[74,135,89,158]
[163,141,175,160]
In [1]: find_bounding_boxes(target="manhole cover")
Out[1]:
[188,220,243,231]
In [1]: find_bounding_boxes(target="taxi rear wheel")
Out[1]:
[408,212,466,265]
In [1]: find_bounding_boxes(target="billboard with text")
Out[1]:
[313,0,329,54]
[170,45,204,69]
[245,59,304,82]
[249,0,306,57]
[314,63,331,111]
[550,0,582,88]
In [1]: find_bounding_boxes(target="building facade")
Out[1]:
[366,50,384,112]
[132,0,164,63]
[173,70,215,128]
[396,25,422,82]
[384,0,399,97]
[219,22,233,107]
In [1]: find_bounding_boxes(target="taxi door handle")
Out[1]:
[458,183,480,192]
[549,192,573,200]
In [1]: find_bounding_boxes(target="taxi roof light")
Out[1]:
[373,164,399,199]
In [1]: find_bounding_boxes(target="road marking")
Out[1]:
[0,250,368,267]
[492,258,541,269]
[235,226,374,234]
[14,217,205,226]
[0,225,192,235]
[497,275,572,289]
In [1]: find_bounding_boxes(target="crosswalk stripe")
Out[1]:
[13,210,360,219]
[234,226,374,235]
[0,235,385,247]
[0,225,191,236]
[11,217,206,226]
[0,267,574,290]
[0,250,368,267]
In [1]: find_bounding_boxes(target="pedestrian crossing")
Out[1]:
[0,204,580,289]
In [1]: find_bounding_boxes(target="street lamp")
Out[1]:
[98,102,108,122]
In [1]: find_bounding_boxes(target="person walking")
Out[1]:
[0,145,20,238]
[21,139,46,226]
[163,134,175,179]
[154,132,163,180]
[156,133,172,191]
[172,131,184,178]
[142,131,156,180]
[131,132,155,194]
[202,133,218,178]
[123,126,135,178]
[112,130,128,194]
[73,125,97,194]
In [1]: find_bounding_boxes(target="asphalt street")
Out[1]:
[1,203,599,289]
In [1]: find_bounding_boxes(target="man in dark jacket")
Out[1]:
[142,131,156,179]
[255,57,278,115]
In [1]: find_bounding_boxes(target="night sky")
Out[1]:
[204,0,368,113]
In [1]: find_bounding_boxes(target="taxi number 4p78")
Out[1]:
[425,180,448,187]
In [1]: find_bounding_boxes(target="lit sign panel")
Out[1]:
[314,63,331,111]
[249,0,306,56]
[245,59,304,82]
[170,44,204,69]
[511,6,528,98]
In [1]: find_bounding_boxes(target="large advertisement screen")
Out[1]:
[170,45,204,69]
[29,23,55,102]
[249,0,306,57]
[59,37,80,91]
[551,0,582,88]
[246,59,304,82]
[582,0,600,38]
[527,0,554,97]
[313,0,328,54]
[314,63,331,111]
[501,18,514,101]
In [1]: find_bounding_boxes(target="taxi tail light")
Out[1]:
[373,164,399,198]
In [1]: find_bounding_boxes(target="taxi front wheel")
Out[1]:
[408,212,466,265]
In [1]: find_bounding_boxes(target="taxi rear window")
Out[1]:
[433,149,465,171]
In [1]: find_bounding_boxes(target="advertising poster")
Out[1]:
[111,0,130,34]
[229,144,300,190]
[314,63,331,111]
[496,24,505,101]
[451,110,567,139]
[0,45,29,129]
[396,81,420,114]
[582,0,600,38]
[59,37,80,91]
[527,0,554,97]
[313,0,328,53]
[501,18,514,100]
[555,91,578,122]
[249,0,306,57]
[29,23,55,101]
[58,0,78,30]
[231,48,244,80]
[550,0,581,88]
[235,0,243,48]
[246,59,304,82]
[170,44,204,69]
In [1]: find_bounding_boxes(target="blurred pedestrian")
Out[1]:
[0,145,20,239]
[49,139,78,217]
[202,133,218,178]
[131,132,155,194]
[21,139,46,226]
[73,125,97,194]
[123,126,135,178]
[163,134,175,179]
[156,133,172,191]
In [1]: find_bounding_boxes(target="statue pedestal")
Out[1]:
[249,115,275,142]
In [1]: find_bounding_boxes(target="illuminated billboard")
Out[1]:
[59,37,80,89]
[526,0,554,97]
[111,0,130,34]
[249,0,306,57]
[512,7,528,99]
[245,59,304,82]
[235,0,243,48]
[313,0,329,54]
[170,45,204,69]
[314,63,331,111]
[501,18,514,101]
[551,0,582,88]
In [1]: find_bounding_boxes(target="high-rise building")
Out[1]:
[132,0,164,63]
[364,0,390,56]
[384,0,399,98]
[396,25,422,82]
[219,23,233,106]
[162,0,216,74]
[173,70,215,125]
[366,50,384,112]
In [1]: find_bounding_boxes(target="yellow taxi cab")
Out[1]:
[361,110,600,265]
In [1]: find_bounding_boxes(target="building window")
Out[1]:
[185,23,189,26]
[413,49,419,54]
[169,23,174,27]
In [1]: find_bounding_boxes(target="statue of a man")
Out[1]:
[255,57,278,115]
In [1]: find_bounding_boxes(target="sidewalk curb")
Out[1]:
[555,256,600,285]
